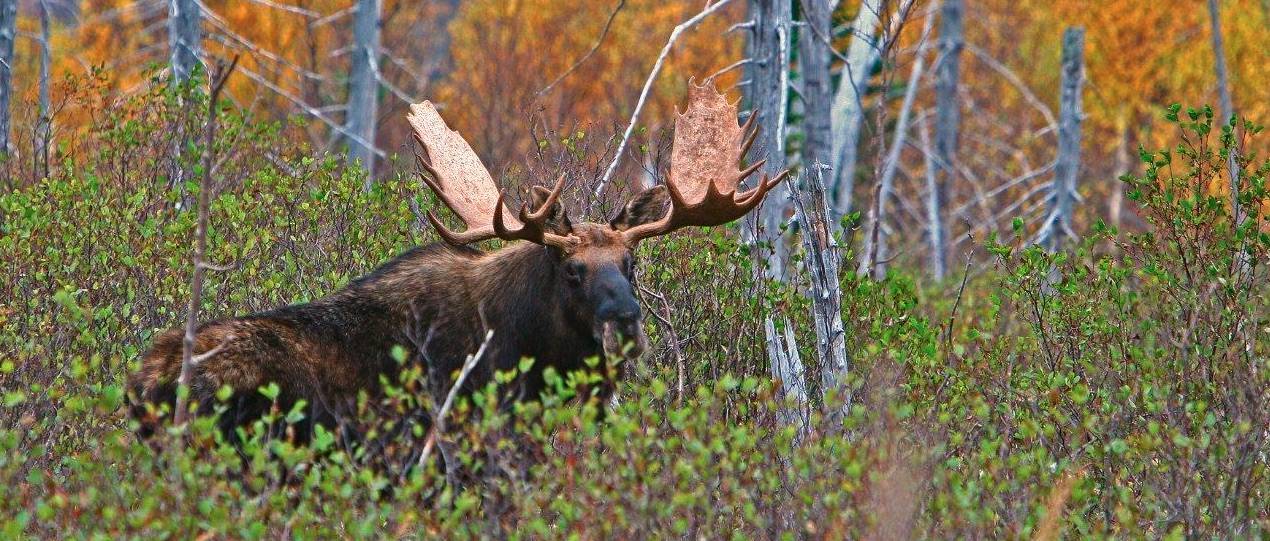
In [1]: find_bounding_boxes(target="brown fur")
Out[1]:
[129,187,670,442]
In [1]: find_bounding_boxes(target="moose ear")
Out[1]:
[610,185,670,231]
[529,185,572,234]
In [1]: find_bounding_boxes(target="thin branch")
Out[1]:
[595,0,738,197]
[417,329,494,470]
[174,56,240,427]
[964,42,1057,132]
[234,63,385,157]
[242,0,319,18]
[535,0,626,98]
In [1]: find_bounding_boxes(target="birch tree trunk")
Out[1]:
[347,0,382,186]
[797,0,833,170]
[36,1,51,179]
[791,164,850,418]
[1039,27,1084,253]
[918,115,945,279]
[746,0,808,430]
[1207,0,1241,226]
[0,0,17,159]
[828,0,883,221]
[168,0,202,83]
[930,0,962,275]
[744,0,792,280]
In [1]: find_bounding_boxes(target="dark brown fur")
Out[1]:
[129,188,669,442]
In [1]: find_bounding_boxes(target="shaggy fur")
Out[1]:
[129,188,668,441]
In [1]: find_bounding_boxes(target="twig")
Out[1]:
[943,234,974,353]
[595,0,738,197]
[417,329,494,470]
[535,0,627,98]
[242,0,319,18]
[638,285,685,405]
[174,56,240,427]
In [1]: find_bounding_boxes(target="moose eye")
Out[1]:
[564,261,585,284]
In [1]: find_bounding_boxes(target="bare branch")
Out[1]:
[595,0,738,197]
[535,0,626,98]
[417,329,494,471]
[174,56,240,427]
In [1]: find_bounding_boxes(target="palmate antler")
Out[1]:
[621,80,790,243]
[407,101,576,249]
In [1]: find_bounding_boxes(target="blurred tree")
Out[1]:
[345,0,381,184]
[0,0,16,160]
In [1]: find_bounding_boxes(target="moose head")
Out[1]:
[408,80,789,360]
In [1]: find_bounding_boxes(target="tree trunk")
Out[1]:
[1040,27,1084,253]
[744,0,792,280]
[797,0,833,170]
[918,115,945,279]
[0,0,17,160]
[168,0,202,83]
[747,0,807,430]
[36,1,51,179]
[791,164,850,418]
[347,0,382,187]
[828,0,884,222]
[930,0,962,274]
[1207,0,1241,226]
[1109,115,1129,232]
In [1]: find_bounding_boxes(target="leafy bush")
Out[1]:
[0,78,1265,538]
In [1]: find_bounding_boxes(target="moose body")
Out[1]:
[129,80,786,441]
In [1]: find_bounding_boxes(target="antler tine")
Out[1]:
[525,174,567,222]
[738,111,760,160]
[734,169,790,208]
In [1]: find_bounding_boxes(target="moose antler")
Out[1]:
[408,102,577,249]
[622,80,789,243]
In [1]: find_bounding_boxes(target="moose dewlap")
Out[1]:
[128,80,788,442]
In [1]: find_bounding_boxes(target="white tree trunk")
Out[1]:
[744,0,792,281]
[930,0,962,275]
[797,0,833,170]
[36,1,51,178]
[347,0,382,186]
[791,165,850,418]
[1207,0,1241,226]
[0,0,18,158]
[918,115,945,279]
[168,0,202,83]
[828,0,884,221]
[1039,27,1084,252]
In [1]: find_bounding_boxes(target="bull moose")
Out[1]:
[128,80,787,442]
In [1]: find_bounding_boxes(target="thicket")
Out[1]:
[0,77,1266,538]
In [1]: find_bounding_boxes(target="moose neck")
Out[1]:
[473,242,599,361]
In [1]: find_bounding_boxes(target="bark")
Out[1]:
[791,165,849,417]
[0,0,17,158]
[828,0,883,220]
[1110,115,1129,232]
[1039,27,1084,252]
[747,0,808,431]
[930,0,962,275]
[1207,0,1242,226]
[797,0,833,170]
[168,0,202,83]
[36,1,51,178]
[744,0,792,281]
[347,0,382,186]
[918,115,945,279]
